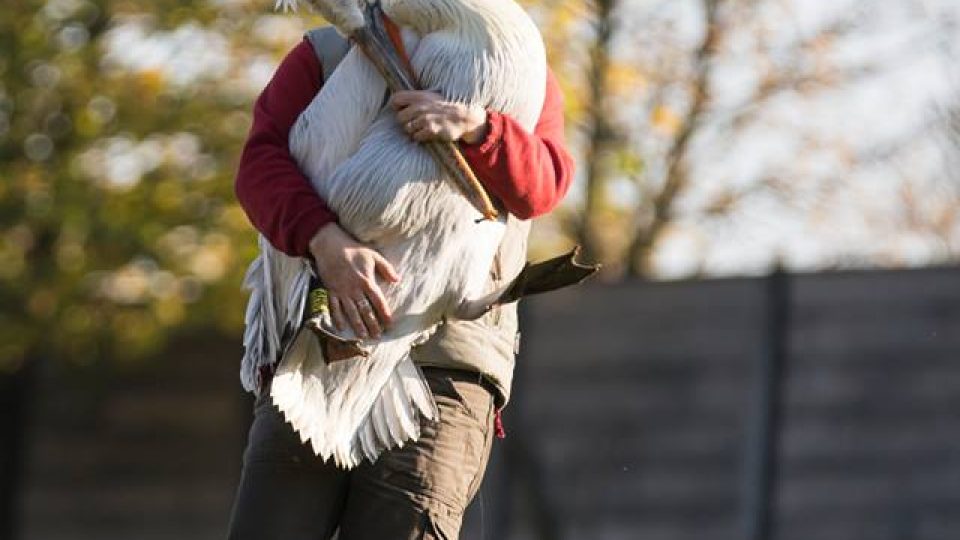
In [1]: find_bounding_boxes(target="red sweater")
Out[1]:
[235,38,575,257]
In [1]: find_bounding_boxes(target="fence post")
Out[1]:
[740,266,790,540]
[0,357,38,540]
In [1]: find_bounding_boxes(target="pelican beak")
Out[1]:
[349,3,500,221]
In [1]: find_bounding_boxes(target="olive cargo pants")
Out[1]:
[227,367,497,539]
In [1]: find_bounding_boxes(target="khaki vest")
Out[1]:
[306,27,531,405]
[410,217,530,405]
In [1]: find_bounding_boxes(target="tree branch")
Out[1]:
[626,0,723,276]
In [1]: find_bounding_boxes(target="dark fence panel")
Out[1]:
[494,267,960,540]
[778,269,960,540]
[15,267,960,539]
[503,277,766,540]
[19,334,249,540]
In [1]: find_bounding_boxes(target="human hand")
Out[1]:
[390,90,489,144]
[307,222,400,339]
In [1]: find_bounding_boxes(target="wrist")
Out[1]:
[308,221,339,255]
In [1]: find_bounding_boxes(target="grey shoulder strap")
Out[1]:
[304,26,350,80]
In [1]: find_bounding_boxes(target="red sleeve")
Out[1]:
[459,68,575,219]
[234,38,337,258]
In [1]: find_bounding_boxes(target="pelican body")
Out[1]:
[241,0,547,467]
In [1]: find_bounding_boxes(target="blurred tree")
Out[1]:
[0,0,955,364]
[878,3,960,262]
[0,0,324,373]
[536,0,953,278]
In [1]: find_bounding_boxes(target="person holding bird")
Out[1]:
[228,0,587,537]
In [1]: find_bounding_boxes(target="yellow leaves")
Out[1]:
[155,226,234,283]
[5,224,36,253]
[154,297,186,326]
[549,1,590,32]
[74,110,102,138]
[137,69,166,95]
[0,225,32,281]
[557,74,587,124]
[75,95,118,138]
[157,225,200,258]
[616,150,644,178]
[28,288,59,320]
[218,204,251,232]
[651,104,681,135]
[189,233,232,282]
[153,180,184,212]
[0,247,26,281]
[605,63,646,97]
[102,262,153,304]
[56,239,87,273]
[62,306,94,337]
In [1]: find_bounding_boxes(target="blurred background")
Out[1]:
[1,0,958,538]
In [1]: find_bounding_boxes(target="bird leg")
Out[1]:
[454,247,601,320]
[303,287,368,363]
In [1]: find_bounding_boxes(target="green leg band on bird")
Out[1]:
[304,284,368,364]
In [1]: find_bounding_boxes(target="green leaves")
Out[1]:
[0,0,290,369]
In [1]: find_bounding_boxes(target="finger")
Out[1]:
[419,112,443,126]
[356,296,383,338]
[341,298,369,339]
[360,278,393,327]
[391,90,441,109]
[396,103,432,124]
[389,91,417,109]
[400,116,420,135]
[412,127,432,142]
[437,126,456,142]
[329,295,346,332]
[395,104,418,123]
[413,124,445,142]
[390,91,428,109]
[410,117,437,140]
[372,253,401,282]
[403,116,438,140]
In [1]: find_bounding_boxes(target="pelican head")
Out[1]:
[275,0,367,34]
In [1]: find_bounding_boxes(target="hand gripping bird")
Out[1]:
[241,0,597,468]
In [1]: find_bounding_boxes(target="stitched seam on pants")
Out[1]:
[419,509,455,540]
[464,394,494,501]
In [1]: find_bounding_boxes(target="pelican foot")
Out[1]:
[305,316,368,363]
[499,246,600,305]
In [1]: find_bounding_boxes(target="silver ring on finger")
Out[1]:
[356,297,373,313]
